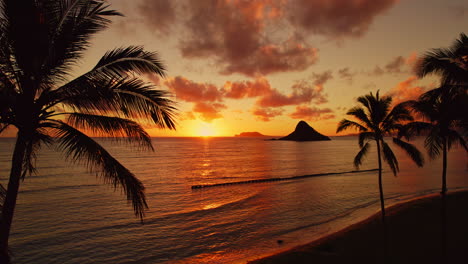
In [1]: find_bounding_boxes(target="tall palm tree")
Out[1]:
[0,0,177,262]
[337,91,424,256]
[400,87,467,261]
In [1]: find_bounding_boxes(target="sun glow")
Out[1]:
[196,122,217,137]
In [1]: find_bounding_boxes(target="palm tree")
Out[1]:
[337,91,424,257]
[402,88,468,195]
[418,33,468,86]
[400,87,467,260]
[0,0,177,262]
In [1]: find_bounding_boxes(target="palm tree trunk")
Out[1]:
[376,139,388,259]
[0,132,27,264]
[440,138,448,261]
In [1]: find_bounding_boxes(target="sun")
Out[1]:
[196,122,216,137]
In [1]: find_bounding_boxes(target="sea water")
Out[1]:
[0,137,466,263]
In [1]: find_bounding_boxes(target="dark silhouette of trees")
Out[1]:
[0,1,177,262]
[402,32,468,260]
[337,91,424,258]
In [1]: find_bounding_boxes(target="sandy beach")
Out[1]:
[248,190,468,264]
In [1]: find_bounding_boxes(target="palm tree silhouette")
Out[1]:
[0,1,177,262]
[337,91,424,257]
[418,33,468,87]
[400,87,467,260]
[414,33,468,260]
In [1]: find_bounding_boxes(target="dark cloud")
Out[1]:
[138,0,176,35]
[369,53,421,76]
[337,67,355,82]
[287,0,398,38]
[384,56,406,73]
[289,105,335,121]
[179,0,317,76]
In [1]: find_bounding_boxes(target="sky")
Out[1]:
[76,0,467,137]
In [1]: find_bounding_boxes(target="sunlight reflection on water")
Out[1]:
[0,137,466,263]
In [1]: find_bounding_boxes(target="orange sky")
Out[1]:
[4,0,468,137]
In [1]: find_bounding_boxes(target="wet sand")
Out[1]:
[248,190,468,264]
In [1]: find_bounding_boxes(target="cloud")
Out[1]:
[193,102,226,122]
[252,107,284,122]
[178,0,318,76]
[385,76,426,105]
[369,53,421,76]
[287,0,399,39]
[223,77,271,99]
[223,76,329,108]
[256,79,328,107]
[164,76,223,103]
[337,67,355,82]
[289,105,335,121]
[384,56,406,73]
[137,0,176,35]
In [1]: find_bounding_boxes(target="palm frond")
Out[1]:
[358,131,375,148]
[425,128,444,159]
[392,137,424,167]
[50,120,148,220]
[345,107,373,130]
[43,76,178,130]
[381,140,399,176]
[64,113,153,150]
[0,183,6,212]
[21,129,53,179]
[336,119,367,133]
[354,142,370,169]
[382,101,413,132]
[42,0,123,83]
[446,128,468,152]
[399,121,434,140]
[94,46,166,78]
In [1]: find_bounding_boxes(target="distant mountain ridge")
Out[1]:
[235,132,267,137]
[278,121,330,141]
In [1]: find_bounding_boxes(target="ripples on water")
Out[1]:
[0,137,466,263]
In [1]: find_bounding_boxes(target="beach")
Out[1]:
[248,190,468,264]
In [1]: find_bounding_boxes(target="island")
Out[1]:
[277,120,330,141]
[235,132,268,137]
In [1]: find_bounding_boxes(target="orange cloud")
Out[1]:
[252,107,284,122]
[386,76,426,105]
[164,76,223,103]
[223,77,271,99]
[289,105,335,121]
[193,102,227,122]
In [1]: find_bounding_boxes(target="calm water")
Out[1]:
[0,137,467,263]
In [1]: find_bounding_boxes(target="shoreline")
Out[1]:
[246,190,468,263]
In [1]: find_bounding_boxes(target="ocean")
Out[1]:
[0,136,467,263]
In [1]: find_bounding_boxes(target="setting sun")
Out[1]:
[196,122,217,137]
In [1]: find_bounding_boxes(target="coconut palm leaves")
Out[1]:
[417,33,468,86]
[337,91,423,256]
[0,1,177,261]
